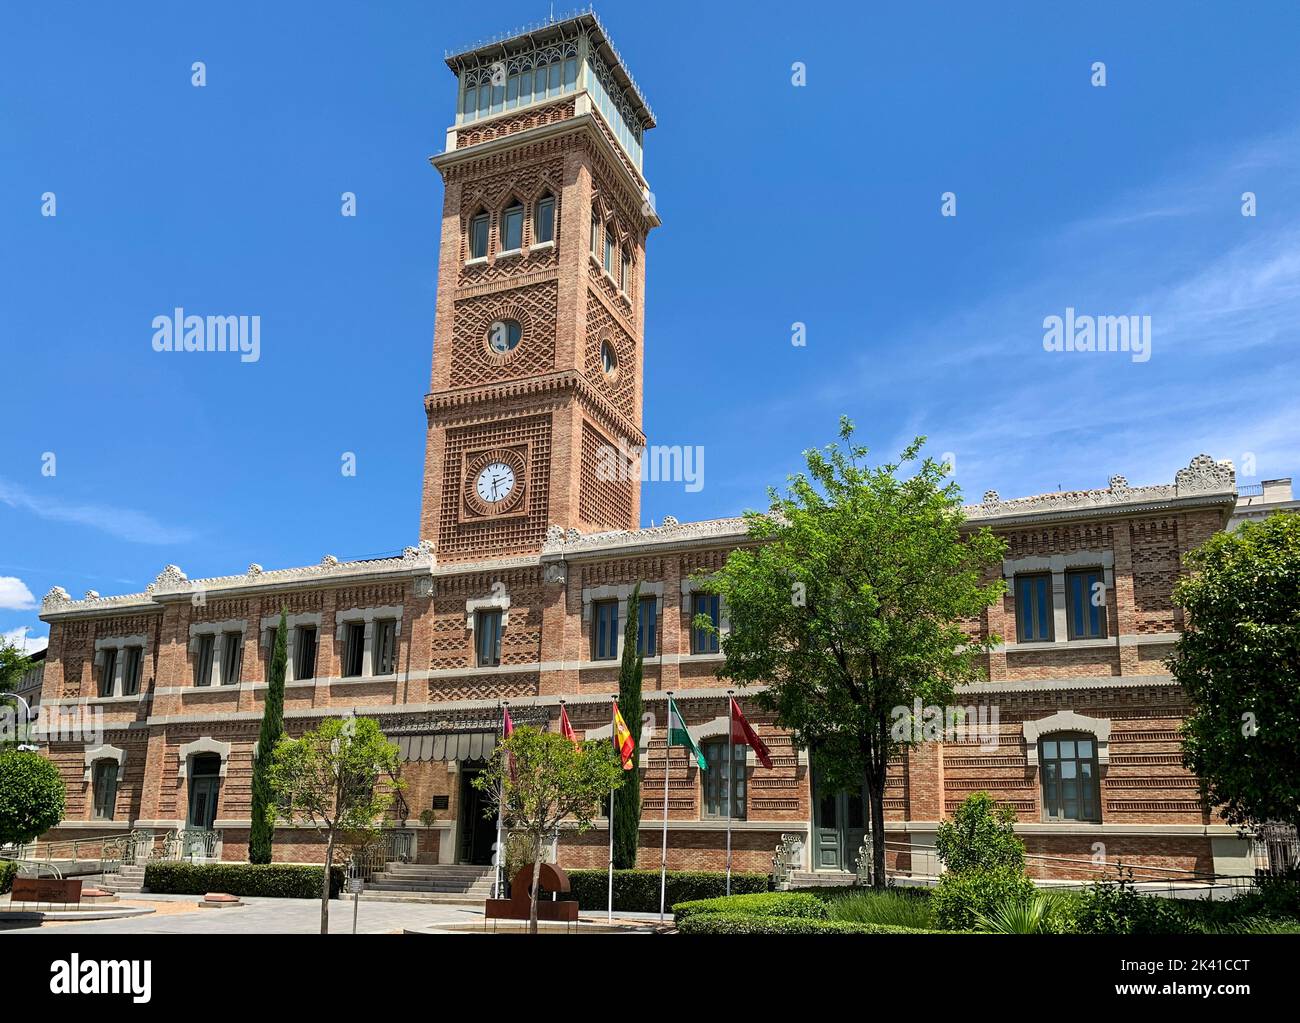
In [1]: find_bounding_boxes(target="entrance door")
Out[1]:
[812,768,867,872]
[458,766,497,866]
[186,753,222,859]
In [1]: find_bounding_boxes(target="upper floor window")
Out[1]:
[500,201,524,252]
[592,600,619,661]
[121,646,143,697]
[373,618,398,675]
[636,596,658,658]
[604,227,616,274]
[92,761,118,821]
[1015,573,1053,643]
[294,626,318,680]
[691,593,721,654]
[1066,569,1107,639]
[194,634,215,687]
[590,209,600,257]
[534,194,555,244]
[459,50,579,123]
[99,648,118,698]
[702,740,746,819]
[620,249,630,293]
[342,622,366,678]
[469,211,490,260]
[220,632,243,686]
[1040,732,1100,822]
[476,609,503,667]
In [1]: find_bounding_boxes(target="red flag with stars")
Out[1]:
[559,704,578,744]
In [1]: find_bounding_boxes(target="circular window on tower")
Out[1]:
[600,339,618,379]
[486,318,522,355]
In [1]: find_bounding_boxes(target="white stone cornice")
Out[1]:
[1022,710,1113,767]
[177,737,232,777]
[83,744,128,783]
[543,516,750,559]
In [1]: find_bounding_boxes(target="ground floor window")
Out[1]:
[1040,732,1101,822]
[92,760,118,820]
[701,740,746,819]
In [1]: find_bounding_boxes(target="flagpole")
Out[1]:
[493,700,506,900]
[659,690,673,923]
[726,690,734,897]
[608,694,616,923]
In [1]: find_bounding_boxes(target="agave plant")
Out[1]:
[973,893,1053,934]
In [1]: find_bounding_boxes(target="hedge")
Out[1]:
[677,914,940,935]
[673,892,828,921]
[564,869,770,911]
[0,860,17,896]
[143,862,345,899]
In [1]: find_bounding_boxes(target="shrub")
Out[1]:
[827,888,936,930]
[673,892,828,921]
[143,861,345,899]
[0,860,17,895]
[0,749,67,846]
[935,792,1025,875]
[974,892,1054,934]
[677,913,938,935]
[564,869,769,911]
[931,866,1035,930]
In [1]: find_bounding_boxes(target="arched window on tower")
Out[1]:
[534,193,555,245]
[590,207,601,258]
[604,225,616,274]
[500,201,524,253]
[469,210,490,260]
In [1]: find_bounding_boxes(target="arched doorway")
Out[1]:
[187,753,222,832]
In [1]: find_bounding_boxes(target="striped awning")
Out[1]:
[397,731,498,763]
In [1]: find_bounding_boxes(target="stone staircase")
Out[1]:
[97,864,147,894]
[357,863,496,905]
[789,870,856,888]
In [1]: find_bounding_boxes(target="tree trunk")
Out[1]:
[864,765,887,890]
[528,841,543,935]
[320,831,334,935]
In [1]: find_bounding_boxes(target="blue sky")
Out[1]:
[3,1,1299,652]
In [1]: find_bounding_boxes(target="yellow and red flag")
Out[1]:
[612,702,635,770]
[559,704,578,744]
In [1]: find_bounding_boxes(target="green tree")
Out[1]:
[935,791,1025,874]
[698,420,1006,887]
[613,581,644,868]
[269,716,404,933]
[474,726,624,933]
[1170,512,1300,842]
[0,748,66,845]
[0,637,32,694]
[249,610,288,864]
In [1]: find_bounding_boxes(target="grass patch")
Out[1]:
[825,888,936,930]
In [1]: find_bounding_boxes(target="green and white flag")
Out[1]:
[666,695,708,770]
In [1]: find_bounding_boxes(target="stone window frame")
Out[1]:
[260,612,324,683]
[83,743,128,784]
[334,605,405,680]
[465,586,511,668]
[580,582,664,663]
[176,736,232,778]
[1022,710,1112,769]
[92,635,148,699]
[1003,552,1114,648]
[188,619,247,688]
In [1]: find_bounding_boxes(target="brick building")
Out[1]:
[33,13,1252,881]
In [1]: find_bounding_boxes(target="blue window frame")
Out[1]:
[691,593,721,654]
[1066,569,1107,639]
[637,597,657,657]
[592,600,618,660]
[1015,573,1053,643]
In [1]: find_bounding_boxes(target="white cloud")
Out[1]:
[2,626,47,654]
[0,576,36,611]
[0,478,195,545]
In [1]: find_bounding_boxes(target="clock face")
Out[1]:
[475,462,516,505]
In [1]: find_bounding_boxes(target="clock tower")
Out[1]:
[420,13,658,560]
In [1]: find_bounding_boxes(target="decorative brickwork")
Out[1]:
[579,420,634,530]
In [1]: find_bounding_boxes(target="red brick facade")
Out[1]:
[33,14,1251,883]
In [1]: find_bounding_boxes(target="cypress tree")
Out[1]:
[613,582,644,868]
[249,609,288,864]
